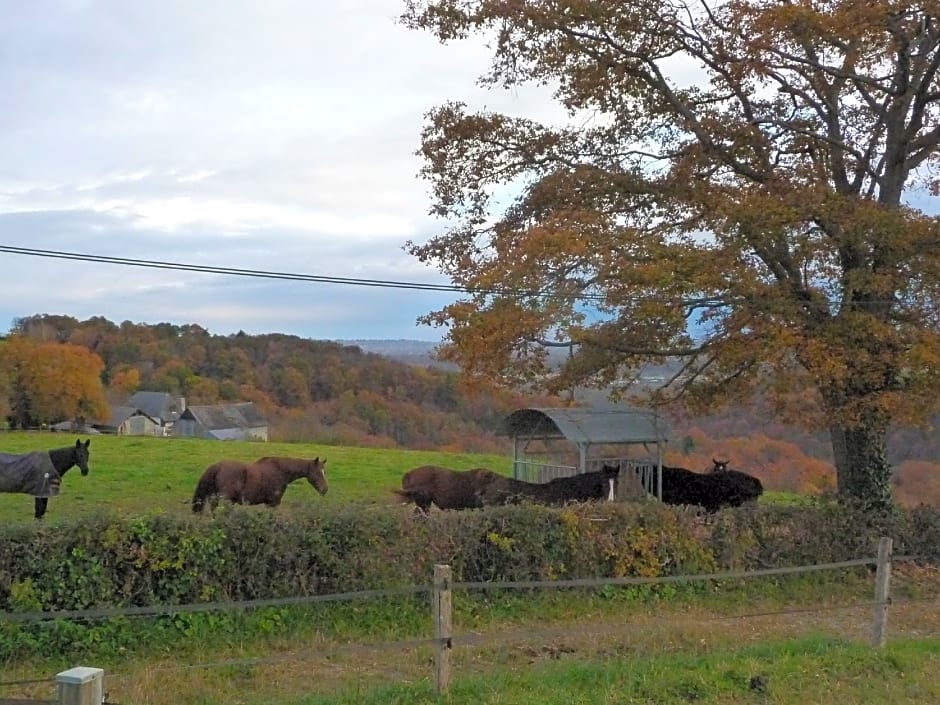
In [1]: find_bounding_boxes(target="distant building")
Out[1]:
[91,406,162,436]
[175,402,268,441]
[127,391,186,434]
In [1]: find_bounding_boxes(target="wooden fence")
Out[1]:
[0,537,916,702]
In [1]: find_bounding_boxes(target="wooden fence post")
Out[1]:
[56,666,103,705]
[871,536,893,648]
[433,564,453,695]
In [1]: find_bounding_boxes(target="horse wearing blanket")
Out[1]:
[0,439,91,519]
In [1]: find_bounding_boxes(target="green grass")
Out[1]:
[233,636,940,705]
[3,431,938,705]
[0,432,512,523]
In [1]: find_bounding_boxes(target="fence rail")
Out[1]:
[2,538,927,702]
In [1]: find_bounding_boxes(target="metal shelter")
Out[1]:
[499,406,670,500]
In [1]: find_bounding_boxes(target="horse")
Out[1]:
[395,464,620,513]
[710,458,730,473]
[478,465,621,507]
[191,455,328,512]
[394,466,500,513]
[656,465,763,513]
[0,438,91,519]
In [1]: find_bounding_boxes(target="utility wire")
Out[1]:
[0,245,466,293]
[0,244,602,302]
[0,244,733,305]
[0,244,921,308]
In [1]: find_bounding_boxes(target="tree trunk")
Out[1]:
[828,418,893,511]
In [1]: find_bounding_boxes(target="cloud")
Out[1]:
[0,1,567,340]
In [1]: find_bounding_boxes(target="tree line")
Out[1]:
[0,314,544,452]
[2,313,937,504]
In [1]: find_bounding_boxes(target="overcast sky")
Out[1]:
[0,0,566,341]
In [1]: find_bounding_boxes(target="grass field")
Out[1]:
[1,431,938,704]
[0,431,512,523]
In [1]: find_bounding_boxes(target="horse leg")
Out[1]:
[34,497,48,520]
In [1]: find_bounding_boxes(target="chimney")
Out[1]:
[176,396,186,414]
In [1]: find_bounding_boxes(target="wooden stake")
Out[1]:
[871,536,892,648]
[433,564,453,694]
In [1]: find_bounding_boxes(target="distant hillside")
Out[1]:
[7,315,555,453]
[9,316,939,504]
[336,339,456,369]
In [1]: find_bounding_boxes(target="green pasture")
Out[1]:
[297,636,940,705]
[0,431,512,523]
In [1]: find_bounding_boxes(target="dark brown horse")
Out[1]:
[394,466,500,513]
[191,455,328,512]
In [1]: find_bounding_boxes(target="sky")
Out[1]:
[0,0,565,342]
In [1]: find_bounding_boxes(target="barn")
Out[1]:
[175,402,269,441]
[499,406,670,500]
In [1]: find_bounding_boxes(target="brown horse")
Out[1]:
[394,465,502,513]
[191,455,328,512]
[395,464,620,513]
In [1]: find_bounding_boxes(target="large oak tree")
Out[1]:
[402,1,940,509]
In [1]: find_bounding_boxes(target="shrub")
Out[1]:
[0,500,936,662]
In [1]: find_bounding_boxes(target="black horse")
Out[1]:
[0,439,91,519]
[657,464,762,513]
[710,458,730,473]
[476,465,621,507]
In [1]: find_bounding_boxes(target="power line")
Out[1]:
[0,244,919,308]
[0,244,616,302]
[0,245,466,294]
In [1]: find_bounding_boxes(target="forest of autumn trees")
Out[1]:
[0,314,545,453]
[0,313,937,505]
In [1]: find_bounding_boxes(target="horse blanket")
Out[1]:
[0,451,61,497]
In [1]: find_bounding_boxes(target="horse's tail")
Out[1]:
[192,465,220,513]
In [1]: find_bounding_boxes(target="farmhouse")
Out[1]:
[174,402,269,441]
[91,406,161,436]
[127,391,186,434]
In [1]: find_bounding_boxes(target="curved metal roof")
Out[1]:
[500,407,669,445]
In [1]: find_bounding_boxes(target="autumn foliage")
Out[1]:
[0,336,109,427]
[401,0,940,510]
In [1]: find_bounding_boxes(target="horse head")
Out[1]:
[711,458,729,473]
[305,457,328,495]
[75,438,91,476]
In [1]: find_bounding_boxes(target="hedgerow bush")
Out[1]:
[0,500,936,662]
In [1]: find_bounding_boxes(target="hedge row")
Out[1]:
[2,501,938,614]
[1,501,938,663]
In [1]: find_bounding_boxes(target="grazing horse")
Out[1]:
[478,465,621,506]
[395,464,620,513]
[657,465,763,513]
[0,439,91,519]
[191,455,328,512]
[394,466,499,513]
